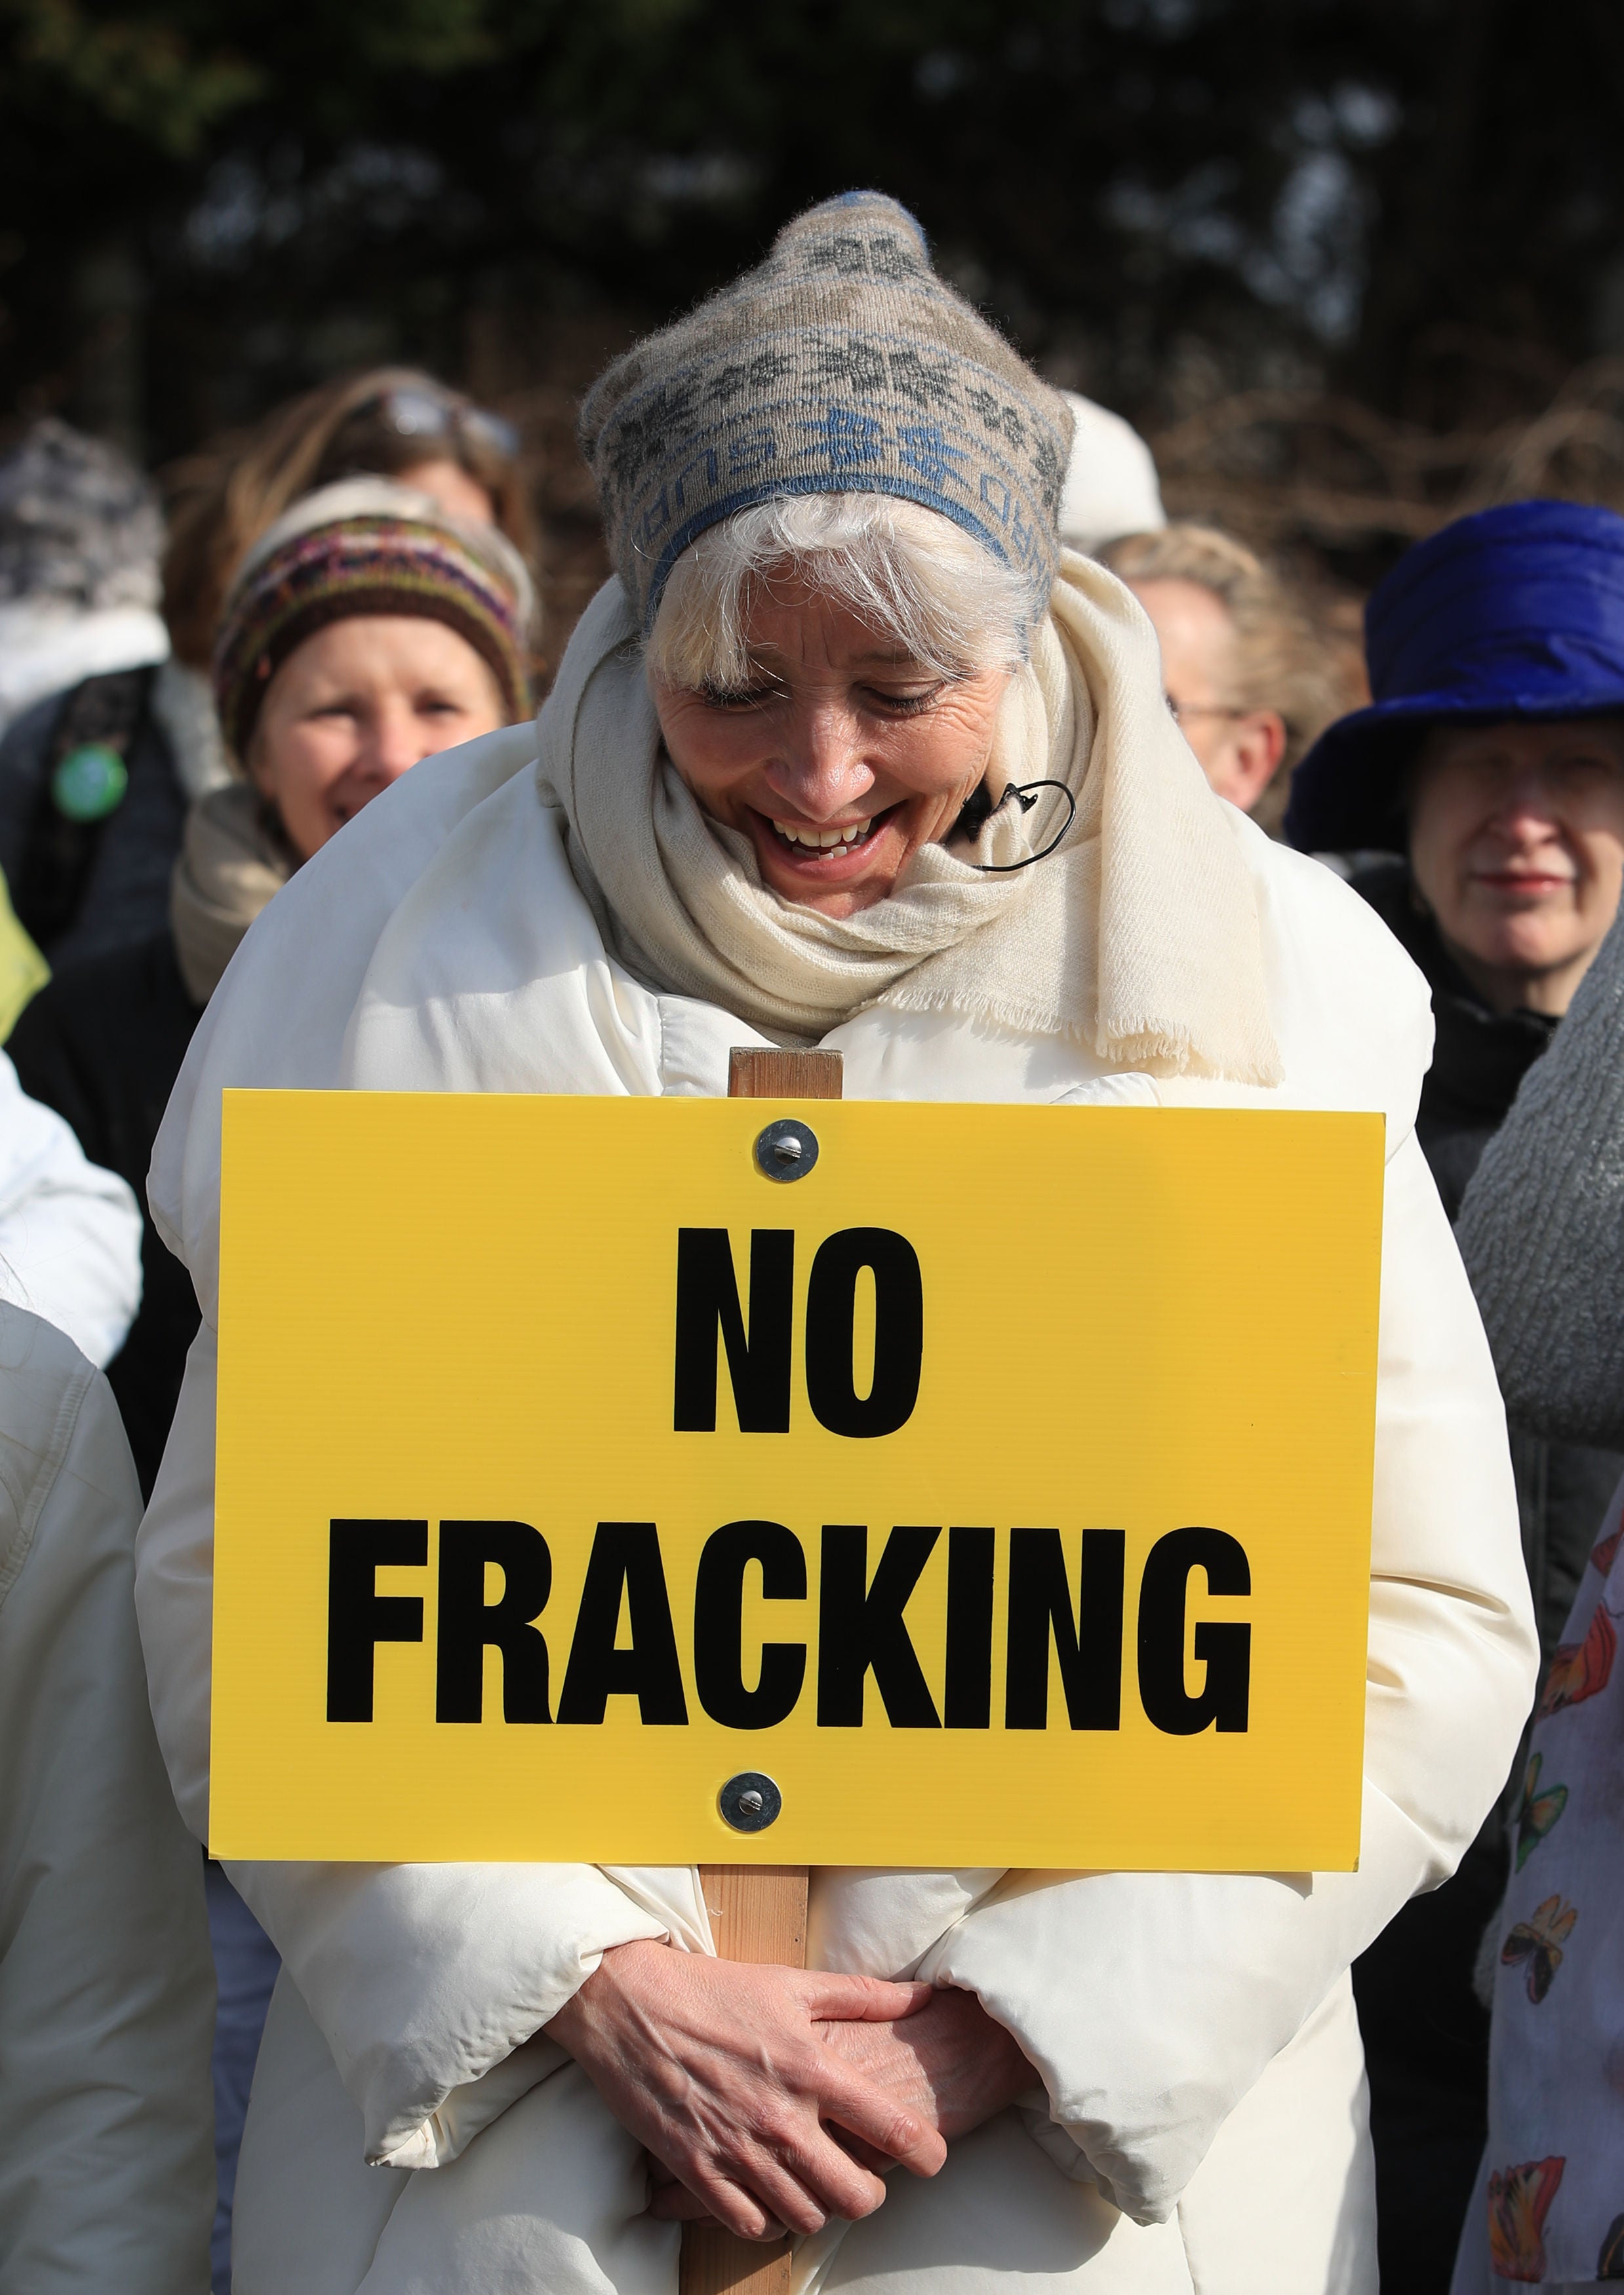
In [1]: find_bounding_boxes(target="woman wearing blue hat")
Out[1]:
[1287,498,1624,2295]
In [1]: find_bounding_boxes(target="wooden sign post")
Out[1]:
[679,1047,838,2295]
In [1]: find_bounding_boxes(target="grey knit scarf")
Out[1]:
[1456,912,1624,1448]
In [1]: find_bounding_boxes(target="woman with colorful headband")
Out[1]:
[14,476,531,2292]
[14,475,532,1501]
[138,195,1534,2294]
[0,369,534,973]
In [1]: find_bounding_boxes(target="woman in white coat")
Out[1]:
[137,192,1537,2295]
[0,1298,214,2284]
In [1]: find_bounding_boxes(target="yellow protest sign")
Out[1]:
[210,1092,1383,1871]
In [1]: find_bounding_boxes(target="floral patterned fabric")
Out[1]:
[1454,1483,1624,2288]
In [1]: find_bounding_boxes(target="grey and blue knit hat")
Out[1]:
[579,191,1075,631]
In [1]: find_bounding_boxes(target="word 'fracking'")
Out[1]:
[326,1518,1252,1738]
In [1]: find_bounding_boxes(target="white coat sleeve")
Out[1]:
[917,1127,1539,2225]
[0,1049,142,1367]
[0,1318,214,2288]
[136,1323,686,2172]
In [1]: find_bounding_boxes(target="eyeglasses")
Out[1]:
[1166,696,1250,726]
[366,387,521,466]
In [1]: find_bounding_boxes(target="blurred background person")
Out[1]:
[0,417,167,742]
[0,416,168,1016]
[1284,496,1624,2295]
[159,365,534,673]
[1446,909,1624,2290]
[0,428,149,1376]
[0,1297,214,2292]
[1101,521,1355,833]
[0,368,534,972]
[8,476,532,2295]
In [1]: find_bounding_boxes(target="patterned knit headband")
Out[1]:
[214,494,531,757]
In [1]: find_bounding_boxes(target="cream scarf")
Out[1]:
[170,783,296,1005]
[538,549,1282,1085]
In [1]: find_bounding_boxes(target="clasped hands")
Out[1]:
[547,1938,1035,2241]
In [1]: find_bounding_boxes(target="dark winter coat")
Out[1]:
[9,934,201,1496]
[0,669,189,966]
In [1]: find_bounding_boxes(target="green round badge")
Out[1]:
[51,743,129,824]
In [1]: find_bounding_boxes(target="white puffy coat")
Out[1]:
[0,1047,142,1367]
[0,1300,214,2287]
[136,723,1537,2295]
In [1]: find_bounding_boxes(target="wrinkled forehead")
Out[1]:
[732,589,934,671]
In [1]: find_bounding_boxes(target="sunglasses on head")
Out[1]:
[367,386,521,466]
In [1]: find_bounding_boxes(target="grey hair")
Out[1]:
[646,494,1030,691]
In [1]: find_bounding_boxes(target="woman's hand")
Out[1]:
[641,1980,1039,2223]
[547,1940,948,2239]
[812,1985,1038,2156]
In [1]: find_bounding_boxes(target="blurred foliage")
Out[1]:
[3,0,266,155]
[3,0,1624,529]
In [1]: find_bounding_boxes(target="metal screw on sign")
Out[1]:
[754,1119,819,1182]
[719,1772,782,1833]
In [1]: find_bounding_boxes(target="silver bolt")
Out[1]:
[719,1770,782,1830]
[754,1119,819,1183]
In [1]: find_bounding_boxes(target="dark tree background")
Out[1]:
[3,0,1622,619]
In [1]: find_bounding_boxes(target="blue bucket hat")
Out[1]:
[1284,500,1624,853]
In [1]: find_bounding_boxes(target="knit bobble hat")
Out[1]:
[579,190,1075,631]
[212,477,534,760]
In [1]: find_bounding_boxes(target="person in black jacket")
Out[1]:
[1286,499,1624,2295]
[9,934,197,1490]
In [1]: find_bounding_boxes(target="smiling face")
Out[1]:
[247,614,507,861]
[1408,717,1624,1015]
[650,574,1010,917]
